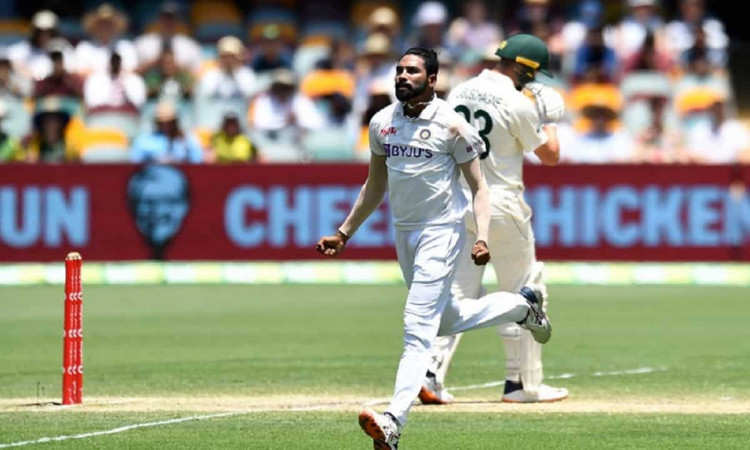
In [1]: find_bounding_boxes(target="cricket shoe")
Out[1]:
[418,372,454,405]
[358,409,401,449]
[502,379,569,403]
[517,285,551,344]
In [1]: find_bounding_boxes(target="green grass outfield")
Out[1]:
[2,285,749,448]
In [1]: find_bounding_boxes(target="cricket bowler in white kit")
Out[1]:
[316,48,553,449]
[418,34,569,406]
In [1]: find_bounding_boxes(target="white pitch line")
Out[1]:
[365,366,667,404]
[1,367,668,448]
[547,373,576,380]
[443,380,506,392]
[448,366,666,392]
[591,367,667,377]
[0,403,336,449]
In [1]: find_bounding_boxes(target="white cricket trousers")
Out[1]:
[385,222,529,425]
[432,192,544,392]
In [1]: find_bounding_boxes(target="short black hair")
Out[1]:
[402,47,439,77]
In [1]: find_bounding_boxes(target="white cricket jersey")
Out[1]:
[448,70,548,197]
[369,97,483,230]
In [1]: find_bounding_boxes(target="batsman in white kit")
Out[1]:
[316,47,553,449]
[418,34,569,406]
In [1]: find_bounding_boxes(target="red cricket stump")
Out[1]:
[63,252,83,405]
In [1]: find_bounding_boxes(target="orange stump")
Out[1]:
[63,252,83,405]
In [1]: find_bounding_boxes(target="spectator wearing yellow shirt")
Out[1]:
[208,112,256,163]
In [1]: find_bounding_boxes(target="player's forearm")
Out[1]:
[534,124,560,166]
[472,184,490,243]
[459,158,490,242]
[338,180,387,237]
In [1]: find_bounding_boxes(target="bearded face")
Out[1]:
[395,77,428,101]
[394,54,433,102]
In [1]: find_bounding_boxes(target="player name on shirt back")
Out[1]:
[453,88,505,107]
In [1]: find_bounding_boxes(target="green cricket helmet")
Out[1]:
[494,33,552,77]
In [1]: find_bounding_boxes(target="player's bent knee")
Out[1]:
[450,285,482,300]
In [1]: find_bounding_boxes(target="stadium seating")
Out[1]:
[57,18,86,43]
[300,70,356,98]
[292,45,331,78]
[0,19,28,46]
[252,128,305,162]
[139,100,194,135]
[304,128,357,161]
[86,112,140,140]
[0,1,742,166]
[192,98,248,134]
[350,0,400,29]
[620,72,675,134]
[1,97,31,138]
[77,127,130,163]
[190,0,240,25]
[246,7,297,28]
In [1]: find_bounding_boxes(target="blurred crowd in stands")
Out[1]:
[0,0,747,164]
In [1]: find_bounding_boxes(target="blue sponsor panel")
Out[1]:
[525,185,750,249]
[1,164,748,262]
[0,187,89,249]
[224,185,395,249]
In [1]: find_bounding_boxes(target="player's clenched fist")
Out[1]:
[471,240,490,266]
[315,230,349,257]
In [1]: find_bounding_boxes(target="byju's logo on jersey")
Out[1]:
[383,143,433,159]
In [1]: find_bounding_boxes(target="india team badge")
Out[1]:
[419,128,431,140]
